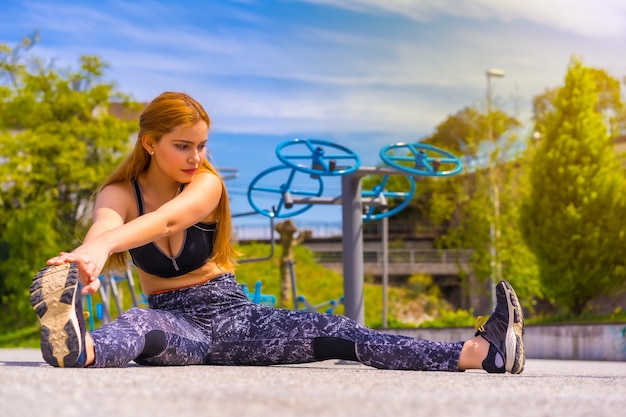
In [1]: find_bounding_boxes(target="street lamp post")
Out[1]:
[486,68,504,310]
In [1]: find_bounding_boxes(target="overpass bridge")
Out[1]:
[312,248,472,279]
[310,247,482,311]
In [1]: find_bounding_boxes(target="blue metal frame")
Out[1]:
[361,175,416,221]
[379,142,463,177]
[247,164,324,218]
[276,138,361,177]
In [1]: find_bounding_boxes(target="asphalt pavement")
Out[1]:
[1,348,625,417]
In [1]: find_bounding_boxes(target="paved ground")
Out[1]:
[1,348,625,417]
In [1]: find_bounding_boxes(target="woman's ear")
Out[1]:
[141,135,155,155]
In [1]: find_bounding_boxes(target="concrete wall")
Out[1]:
[382,323,626,361]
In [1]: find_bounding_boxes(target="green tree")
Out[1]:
[423,107,540,308]
[520,57,626,316]
[0,34,140,330]
[365,104,540,311]
[533,68,625,139]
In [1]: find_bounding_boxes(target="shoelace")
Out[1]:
[475,315,488,333]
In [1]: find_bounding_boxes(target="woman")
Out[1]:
[29,91,525,373]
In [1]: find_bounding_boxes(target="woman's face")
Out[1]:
[150,120,209,183]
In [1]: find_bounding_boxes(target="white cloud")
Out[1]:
[6,0,625,141]
[296,0,626,40]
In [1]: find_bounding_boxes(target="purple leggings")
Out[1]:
[89,273,464,370]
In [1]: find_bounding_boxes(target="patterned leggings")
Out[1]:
[90,273,464,370]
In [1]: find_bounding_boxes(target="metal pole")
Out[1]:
[381,215,389,329]
[281,166,414,323]
[341,173,365,324]
[288,259,299,311]
[486,68,504,310]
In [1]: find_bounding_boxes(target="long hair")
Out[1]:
[100,92,239,272]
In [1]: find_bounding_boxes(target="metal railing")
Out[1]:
[314,249,472,266]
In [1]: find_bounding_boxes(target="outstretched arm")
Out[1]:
[48,172,223,294]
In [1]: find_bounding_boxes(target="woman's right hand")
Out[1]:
[47,240,111,294]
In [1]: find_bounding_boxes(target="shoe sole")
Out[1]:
[29,263,82,367]
[502,281,525,374]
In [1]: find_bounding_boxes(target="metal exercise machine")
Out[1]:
[247,138,462,324]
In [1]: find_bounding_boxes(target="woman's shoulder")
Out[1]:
[99,181,135,198]
[96,181,137,211]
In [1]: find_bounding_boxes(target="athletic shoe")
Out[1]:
[474,280,525,374]
[29,263,87,368]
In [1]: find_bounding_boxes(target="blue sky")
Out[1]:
[2,0,625,237]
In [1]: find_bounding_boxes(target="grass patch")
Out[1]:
[528,306,626,326]
[0,325,40,348]
[235,243,456,328]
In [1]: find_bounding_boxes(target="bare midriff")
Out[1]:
[138,261,234,296]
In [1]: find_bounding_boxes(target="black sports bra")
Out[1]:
[127,180,217,278]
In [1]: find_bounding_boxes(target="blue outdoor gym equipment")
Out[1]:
[361,174,416,222]
[241,281,277,306]
[276,138,361,177]
[379,142,463,177]
[246,138,463,323]
[247,164,324,219]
